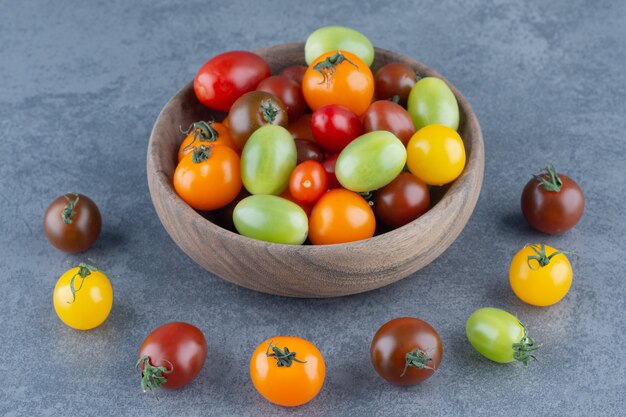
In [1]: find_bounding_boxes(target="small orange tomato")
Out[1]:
[173,145,242,211]
[177,121,238,162]
[309,189,375,245]
[302,50,374,116]
[250,336,325,407]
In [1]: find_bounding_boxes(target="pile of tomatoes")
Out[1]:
[41,25,586,409]
[174,26,466,245]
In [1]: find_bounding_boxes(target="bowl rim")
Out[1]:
[147,42,484,255]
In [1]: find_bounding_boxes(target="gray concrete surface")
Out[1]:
[1,0,624,416]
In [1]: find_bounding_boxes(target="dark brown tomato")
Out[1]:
[374,63,417,106]
[228,91,288,150]
[256,75,306,122]
[288,114,315,142]
[373,173,429,228]
[363,100,416,145]
[322,154,342,189]
[279,65,308,85]
[295,139,325,164]
[521,166,584,234]
[370,317,442,386]
[44,193,102,253]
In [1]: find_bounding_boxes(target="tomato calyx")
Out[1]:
[266,341,307,367]
[512,324,542,367]
[358,191,375,206]
[182,121,219,153]
[135,355,173,397]
[526,243,570,270]
[191,144,214,163]
[260,100,279,124]
[61,193,80,224]
[313,51,358,86]
[533,164,563,192]
[401,348,435,377]
[67,261,100,303]
[390,95,400,104]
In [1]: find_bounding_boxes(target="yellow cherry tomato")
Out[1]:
[509,244,573,306]
[53,264,113,330]
[406,124,466,185]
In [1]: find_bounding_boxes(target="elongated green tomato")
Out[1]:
[240,125,297,195]
[335,131,407,192]
[407,77,459,131]
[305,26,374,66]
[466,308,541,366]
[233,195,308,244]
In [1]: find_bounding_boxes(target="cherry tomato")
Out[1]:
[257,75,306,121]
[177,121,237,162]
[520,165,584,234]
[250,336,325,407]
[509,244,573,306]
[194,51,270,112]
[288,114,315,142]
[311,105,363,153]
[362,100,416,146]
[44,193,102,253]
[295,139,325,164]
[174,145,242,211]
[407,77,459,131]
[228,91,288,150]
[374,63,417,106]
[407,125,466,186]
[322,155,341,189]
[466,308,541,366]
[370,318,442,386]
[53,263,112,330]
[373,173,430,228]
[305,26,374,66]
[302,50,374,116]
[136,322,207,394]
[280,189,314,217]
[309,189,375,245]
[289,161,327,205]
[279,65,308,85]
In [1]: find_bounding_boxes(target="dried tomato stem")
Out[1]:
[135,355,173,397]
[401,348,434,377]
[61,193,80,224]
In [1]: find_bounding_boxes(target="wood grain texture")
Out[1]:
[147,43,484,298]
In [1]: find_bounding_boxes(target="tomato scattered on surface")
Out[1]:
[44,193,102,253]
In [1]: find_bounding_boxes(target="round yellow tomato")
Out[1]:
[53,264,113,330]
[509,244,573,306]
[250,336,325,407]
[406,124,466,185]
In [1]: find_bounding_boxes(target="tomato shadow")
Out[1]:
[499,210,534,236]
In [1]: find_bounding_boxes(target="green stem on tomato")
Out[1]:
[135,355,173,398]
[512,324,542,367]
[532,164,563,192]
[61,193,80,224]
[265,341,306,367]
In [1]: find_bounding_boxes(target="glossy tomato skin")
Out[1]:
[250,336,325,407]
[509,244,573,306]
[279,65,308,85]
[311,105,363,153]
[229,91,288,150]
[257,75,306,121]
[407,77,459,131]
[303,50,374,116]
[138,322,207,389]
[305,26,374,66]
[177,122,238,162]
[374,63,417,106]
[466,308,527,363]
[373,173,430,228]
[194,51,270,112]
[288,114,315,142]
[295,139,325,164]
[44,193,102,253]
[521,174,584,234]
[363,100,416,146]
[289,161,327,205]
[322,155,341,189]
[309,189,375,245]
[407,125,466,186]
[370,318,442,386]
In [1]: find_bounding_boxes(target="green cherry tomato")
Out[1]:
[407,77,459,131]
[466,308,541,366]
[305,26,374,66]
[240,125,297,195]
[233,195,308,244]
[335,131,407,192]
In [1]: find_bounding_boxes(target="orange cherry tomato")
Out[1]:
[288,114,314,141]
[173,145,242,211]
[309,189,375,245]
[302,50,374,116]
[177,121,238,162]
[289,161,327,205]
[250,336,325,407]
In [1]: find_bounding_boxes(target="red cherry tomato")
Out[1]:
[311,105,363,153]
[289,161,328,205]
[322,155,341,189]
[363,101,416,146]
[279,65,308,85]
[257,75,306,122]
[136,322,207,394]
[194,51,270,112]
[374,63,417,106]
[373,172,430,228]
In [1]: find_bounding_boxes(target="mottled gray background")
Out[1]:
[1,0,624,416]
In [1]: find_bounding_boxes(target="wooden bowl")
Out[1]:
[147,42,484,298]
